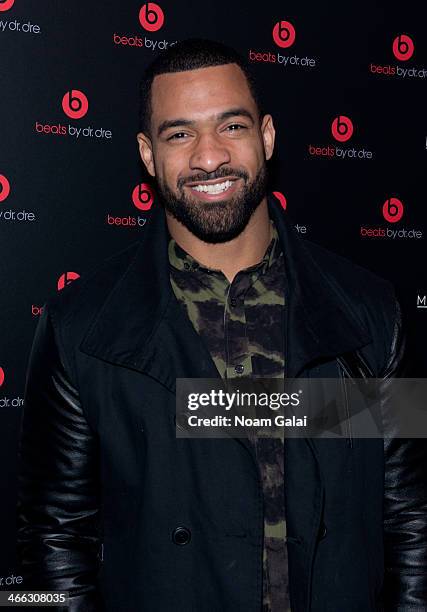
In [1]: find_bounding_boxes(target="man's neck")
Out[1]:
[166,197,272,283]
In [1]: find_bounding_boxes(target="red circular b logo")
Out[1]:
[382,197,404,223]
[0,0,15,12]
[273,191,287,210]
[132,183,154,211]
[272,20,296,49]
[0,174,11,202]
[331,115,354,143]
[139,3,164,32]
[0,367,4,387]
[392,34,414,62]
[62,90,89,120]
[57,272,80,291]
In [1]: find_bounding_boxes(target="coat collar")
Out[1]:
[80,194,372,386]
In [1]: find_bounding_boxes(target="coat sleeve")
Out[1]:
[16,303,103,611]
[382,299,427,611]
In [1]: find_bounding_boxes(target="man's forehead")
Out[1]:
[150,63,255,119]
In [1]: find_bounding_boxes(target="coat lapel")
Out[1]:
[79,192,222,391]
[266,197,372,377]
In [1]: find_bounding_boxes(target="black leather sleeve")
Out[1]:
[382,300,427,611]
[16,304,103,611]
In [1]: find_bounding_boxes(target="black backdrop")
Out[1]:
[0,0,426,587]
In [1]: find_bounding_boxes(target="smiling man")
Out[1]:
[17,38,427,612]
[137,50,275,280]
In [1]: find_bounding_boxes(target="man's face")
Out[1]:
[137,63,275,243]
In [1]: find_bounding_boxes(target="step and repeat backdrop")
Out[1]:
[0,0,426,586]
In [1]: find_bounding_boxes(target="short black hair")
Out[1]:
[138,38,264,135]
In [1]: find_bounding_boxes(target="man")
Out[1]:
[17,38,427,611]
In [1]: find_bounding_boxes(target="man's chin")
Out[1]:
[157,170,268,243]
[185,196,235,212]
[182,224,249,245]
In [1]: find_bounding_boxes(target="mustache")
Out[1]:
[177,168,249,190]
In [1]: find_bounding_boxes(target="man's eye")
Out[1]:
[168,132,188,140]
[226,124,246,132]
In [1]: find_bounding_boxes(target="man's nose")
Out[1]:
[188,133,231,173]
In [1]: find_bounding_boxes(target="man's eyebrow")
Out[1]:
[157,107,256,137]
[157,118,194,137]
[216,108,255,123]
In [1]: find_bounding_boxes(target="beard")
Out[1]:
[155,163,268,244]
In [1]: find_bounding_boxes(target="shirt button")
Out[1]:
[234,364,244,374]
[184,262,190,270]
[230,298,237,307]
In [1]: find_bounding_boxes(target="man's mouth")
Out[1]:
[184,177,240,197]
[191,179,235,194]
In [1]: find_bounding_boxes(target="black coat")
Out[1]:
[17,196,427,611]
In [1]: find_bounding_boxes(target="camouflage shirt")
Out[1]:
[168,218,291,611]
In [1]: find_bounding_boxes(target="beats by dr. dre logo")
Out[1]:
[0,0,15,12]
[57,272,80,291]
[62,90,89,120]
[0,174,11,202]
[139,3,164,32]
[392,34,414,62]
[273,191,287,210]
[132,183,154,211]
[272,20,296,49]
[331,115,354,143]
[382,197,404,223]
[0,367,4,387]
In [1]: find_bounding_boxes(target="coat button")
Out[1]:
[172,526,191,546]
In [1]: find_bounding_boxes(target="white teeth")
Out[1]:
[191,180,234,194]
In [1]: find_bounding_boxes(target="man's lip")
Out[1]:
[184,177,241,187]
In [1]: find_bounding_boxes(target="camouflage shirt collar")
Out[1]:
[168,218,281,276]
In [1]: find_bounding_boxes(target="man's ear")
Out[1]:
[260,114,275,161]
[137,132,155,177]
